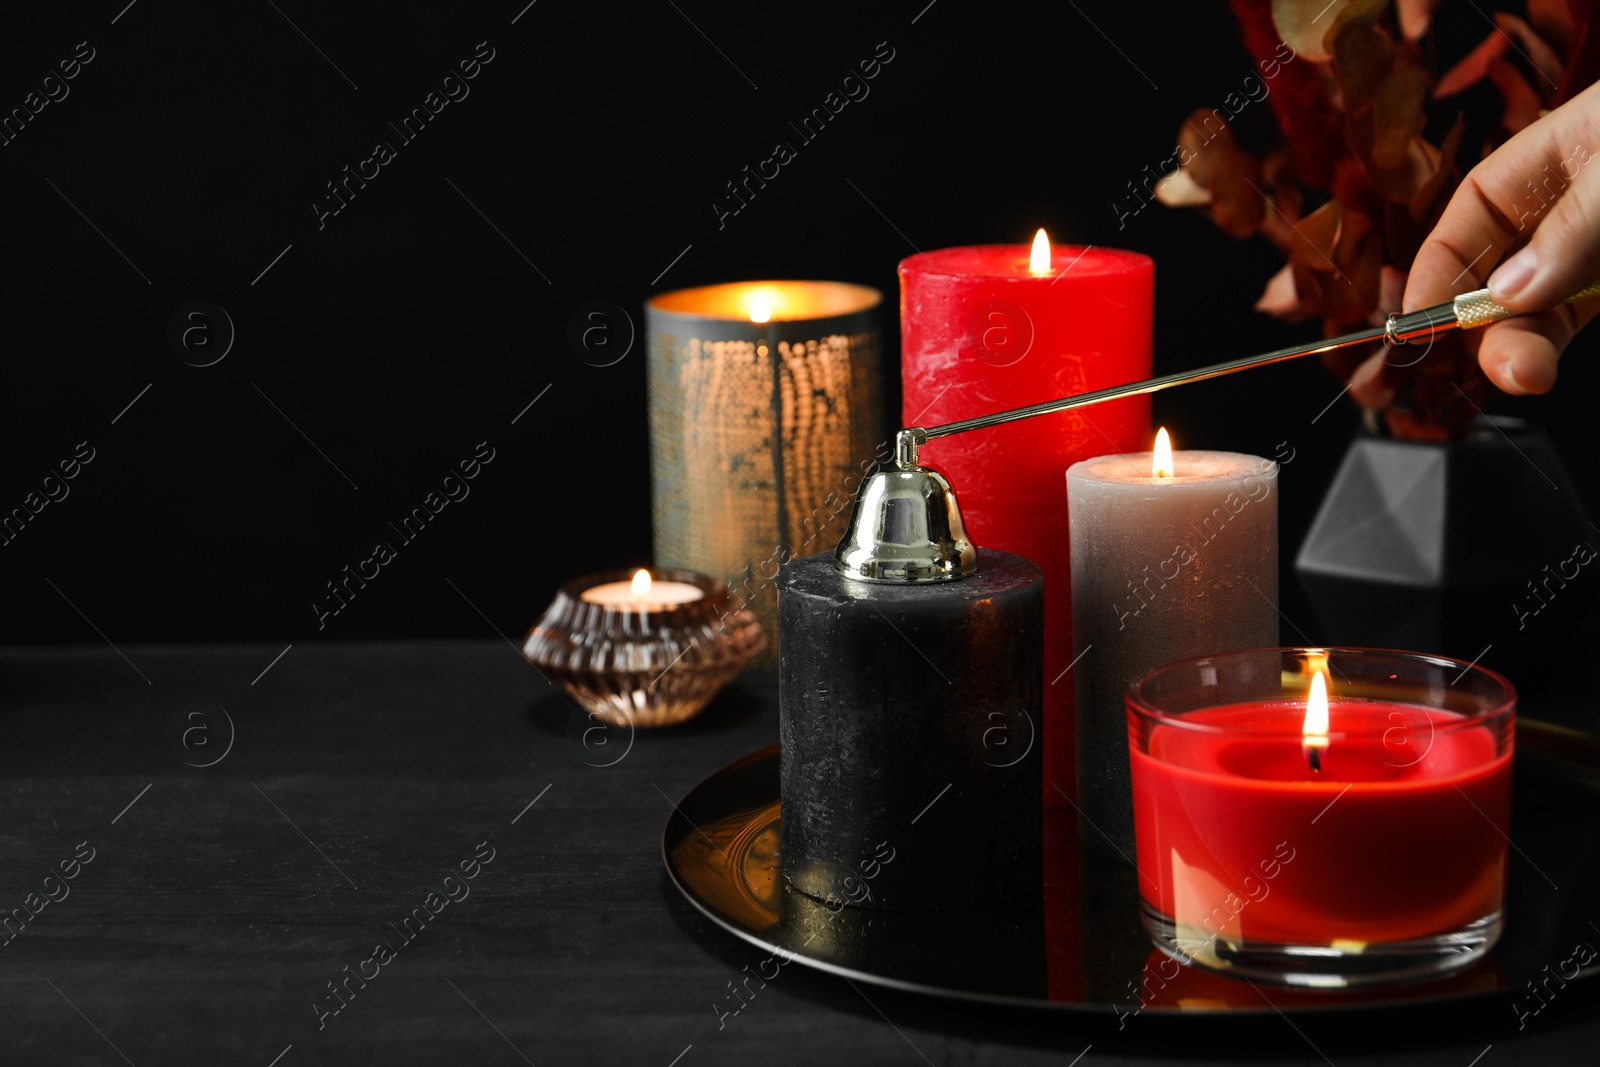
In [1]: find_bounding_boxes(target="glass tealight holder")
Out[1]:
[523,568,764,728]
[1127,647,1515,987]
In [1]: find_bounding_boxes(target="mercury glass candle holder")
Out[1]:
[646,280,884,669]
[523,568,764,728]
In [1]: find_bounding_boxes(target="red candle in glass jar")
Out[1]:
[901,232,1153,803]
[1126,649,1515,986]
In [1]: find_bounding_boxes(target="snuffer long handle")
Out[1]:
[893,280,1600,468]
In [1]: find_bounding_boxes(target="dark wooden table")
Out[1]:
[4,641,1596,1065]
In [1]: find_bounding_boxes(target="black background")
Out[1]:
[2,0,1593,650]
[4,7,1600,1063]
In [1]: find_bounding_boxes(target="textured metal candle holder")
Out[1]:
[523,569,765,729]
[647,281,883,669]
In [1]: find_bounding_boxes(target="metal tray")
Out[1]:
[662,732,1600,1016]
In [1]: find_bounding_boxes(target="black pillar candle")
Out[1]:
[778,549,1043,911]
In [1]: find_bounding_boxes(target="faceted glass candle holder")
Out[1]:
[1127,648,1515,987]
[523,569,764,728]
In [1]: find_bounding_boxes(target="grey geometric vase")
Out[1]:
[1295,416,1594,687]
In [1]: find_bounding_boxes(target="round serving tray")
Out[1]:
[662,734,1600,1015]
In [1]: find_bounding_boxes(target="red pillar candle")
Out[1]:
[900,234,1153,805]
[1127,648,1515,987]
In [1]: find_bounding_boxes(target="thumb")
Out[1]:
[1487,142,1600,311]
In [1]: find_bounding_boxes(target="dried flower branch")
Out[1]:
[1161,0,1598,439]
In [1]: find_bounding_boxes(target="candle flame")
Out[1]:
[1152,427,1174,478]
[1303,669,1330,753]
[748,294,772,323]
[1029,228,1052,275]
[631,569,653,597]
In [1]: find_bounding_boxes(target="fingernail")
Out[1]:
[1489,247,1537,301]
[1498,355,1526,395]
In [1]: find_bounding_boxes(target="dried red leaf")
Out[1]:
[1488,59,1546,133]
[1371,66,1430,168]
[1177,108,1237,189]
[1209,150,1269,237]
[1292,198,1344,264]
[1169,110,1267,238]
[1556,19,1600,106]
[1331,16,1394,108]
[1527,0,1575,55]
[1409,114,1462,222]
[1362,110,1445,201]
[1327,206,1384,322]
[1263,150,1305,221]
[1333,154,1383,220]
[1349,348,1397,409]
[1494,12,1566,89]
[1377,331,1486,440]
[1284,199,1379,327]
[1375,264,1407,320]
[1380,119,1458,266]
[1272,0,1348,60]
[1255,262,1315,321]
[1435,30,1511,98]
[1154,167,1211,208]
[1233,0,1345,188]
[1327,0,1392,46]
[1333,16,1436,199]
[1291,256,1327,319]
[1396,0,1443,41]
[1259,212,1299,254]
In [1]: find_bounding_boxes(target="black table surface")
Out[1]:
[3,640,1596,1065]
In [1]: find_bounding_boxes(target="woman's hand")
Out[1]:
[1405,79,1600,394]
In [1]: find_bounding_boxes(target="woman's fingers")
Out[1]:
[1475,297,1600,394]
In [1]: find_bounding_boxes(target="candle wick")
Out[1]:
[1307,747,1322,773]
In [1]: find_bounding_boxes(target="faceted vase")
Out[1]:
[1295,416,1594,689]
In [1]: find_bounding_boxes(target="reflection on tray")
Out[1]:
[671,801,782,931]
[1126,947,1501,1018]
[669,797,1048,996]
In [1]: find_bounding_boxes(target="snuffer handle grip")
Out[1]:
[1386,279,1600,344]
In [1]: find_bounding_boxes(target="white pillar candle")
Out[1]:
[1067,434,1278,860]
